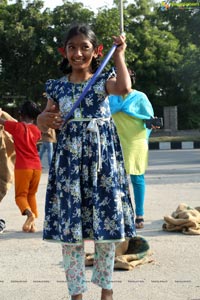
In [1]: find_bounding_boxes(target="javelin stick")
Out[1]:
[119,0,124,35]
[64,0,124,122]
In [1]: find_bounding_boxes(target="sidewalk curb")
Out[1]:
[149,141,200,150]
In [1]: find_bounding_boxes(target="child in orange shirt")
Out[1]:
[0,101,42,232]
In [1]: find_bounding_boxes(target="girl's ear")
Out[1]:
[93,46,98,58]
[96,44,103,57]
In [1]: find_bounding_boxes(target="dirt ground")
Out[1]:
[0,150,200,300]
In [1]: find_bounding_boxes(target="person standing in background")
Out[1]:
[39,128,57,167]
[109,70,154,229]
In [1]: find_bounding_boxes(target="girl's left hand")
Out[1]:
[37,111,63,130]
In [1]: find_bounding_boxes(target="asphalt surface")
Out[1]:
[0,149,200,300]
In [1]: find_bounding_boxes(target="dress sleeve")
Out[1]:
[99,68,116,83]
[106,67,116,80]
[45,79,58,103]
[95,68,116,98]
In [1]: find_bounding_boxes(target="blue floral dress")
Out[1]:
[43,71,136,244]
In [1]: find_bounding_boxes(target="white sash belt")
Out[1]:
[69,118,110,172]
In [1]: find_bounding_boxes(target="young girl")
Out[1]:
[0,101,42,233]
[37,24,136,300]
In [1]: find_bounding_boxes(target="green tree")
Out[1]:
[0,0,53,107]
[1,0,199,129]
[124,1,182,112]
[156,1,200,128]
[0,0,95,109]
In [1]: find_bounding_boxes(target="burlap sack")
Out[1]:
[0,111,16,202]
[85,236,153,271]
[163,203,200,235]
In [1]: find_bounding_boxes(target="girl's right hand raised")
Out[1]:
[112,34,127,56]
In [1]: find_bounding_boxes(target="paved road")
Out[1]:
[0,149,200,300]
[147,149,200,184]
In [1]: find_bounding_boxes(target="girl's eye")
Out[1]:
[81,45,91,51]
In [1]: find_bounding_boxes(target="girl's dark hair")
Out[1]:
[60,24,101,75]
[19,101,41,120]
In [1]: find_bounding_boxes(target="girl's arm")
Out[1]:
[106,35,132,96]
[0,109,17,125]
[37,99,63,132]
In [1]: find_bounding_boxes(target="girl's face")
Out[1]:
[65,34,97,71]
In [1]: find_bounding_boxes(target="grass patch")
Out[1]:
[150,135,200,143]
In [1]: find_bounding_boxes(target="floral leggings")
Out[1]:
[62,242,115,296]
